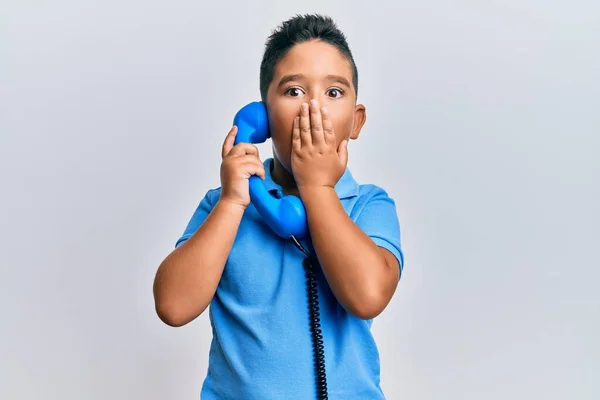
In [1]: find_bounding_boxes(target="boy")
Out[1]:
[153,14,404,400]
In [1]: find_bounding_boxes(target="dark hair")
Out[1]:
[259,14,358,102]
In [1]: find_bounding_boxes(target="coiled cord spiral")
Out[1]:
[291,236,328,400]
[303,256,328,400]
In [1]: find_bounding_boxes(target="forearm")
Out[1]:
[300,186,397,319]
[153,199,245,326]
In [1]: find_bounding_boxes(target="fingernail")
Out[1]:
[302,103,308,112]
[310,99,318,107]
[321,106,327,114]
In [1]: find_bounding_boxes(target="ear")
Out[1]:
[350,104,366,140]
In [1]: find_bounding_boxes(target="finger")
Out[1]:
[240,158,266,179]
[228,143,260,157]
[309,99,324,146]
[321,106,335,145]
[292,116,301,152]
[299,102,312,146]
[221,125,238,159]
[253,159,266,180]
[338,139,349,167]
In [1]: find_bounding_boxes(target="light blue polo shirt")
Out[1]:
[175,157,404,400]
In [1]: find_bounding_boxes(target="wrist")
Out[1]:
[215,197,247,216]
[298,185,337,202]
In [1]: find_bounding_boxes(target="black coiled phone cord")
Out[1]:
[291,236,328,400]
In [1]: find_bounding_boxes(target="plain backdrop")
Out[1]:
[1,1,599,399]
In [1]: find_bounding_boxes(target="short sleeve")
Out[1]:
[354,186,404,276]
[175,189,218,248]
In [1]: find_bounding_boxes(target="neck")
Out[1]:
[271,157,300,197]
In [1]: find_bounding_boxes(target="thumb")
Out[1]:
[338,139,349,167]
[222,125,238,159]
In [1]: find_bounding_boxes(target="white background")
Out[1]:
[2,1,599,399]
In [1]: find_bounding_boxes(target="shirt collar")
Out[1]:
[262,158,359,199]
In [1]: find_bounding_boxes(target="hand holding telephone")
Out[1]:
[233,101,308,239]
[232,101,328,399]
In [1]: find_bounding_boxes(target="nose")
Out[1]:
[309,93,328,107]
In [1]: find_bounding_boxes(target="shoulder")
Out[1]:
[175,186,223,248]
[352,183,398,214]
[204,187,223,206]
[357,183,394,200]
[188,186,223,211]
[353,182,404,272]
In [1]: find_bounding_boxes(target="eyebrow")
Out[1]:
[277,74,352,88]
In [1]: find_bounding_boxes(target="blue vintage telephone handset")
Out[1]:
[232,101,329,399]
[232,101,308,239]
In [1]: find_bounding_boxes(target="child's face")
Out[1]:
[265,40,366,173]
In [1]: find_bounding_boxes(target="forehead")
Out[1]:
[273,40,353,80]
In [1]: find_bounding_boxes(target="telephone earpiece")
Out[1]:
[233,101,308,239]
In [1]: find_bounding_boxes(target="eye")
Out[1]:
[327,88,344,98]
[284,87,304,97]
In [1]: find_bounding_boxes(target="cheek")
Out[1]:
[267,101,297,138]
[331,114,354,141]
[268,111,294,164]
[269,113,292,144]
